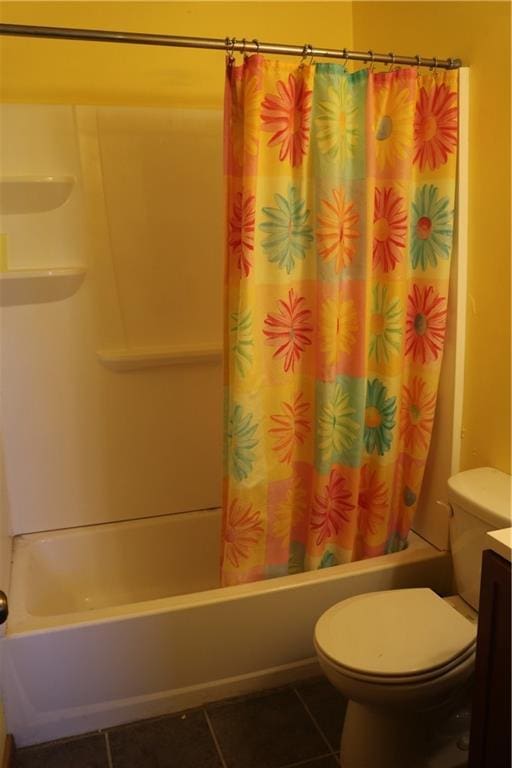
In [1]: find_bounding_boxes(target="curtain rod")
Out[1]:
[0,23,462,69]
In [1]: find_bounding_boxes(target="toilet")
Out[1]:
[314,467,511,768]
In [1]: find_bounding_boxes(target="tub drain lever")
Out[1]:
[0,590,8,625]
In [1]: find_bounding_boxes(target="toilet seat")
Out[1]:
[314,588,477,685]
[315,640,475,686]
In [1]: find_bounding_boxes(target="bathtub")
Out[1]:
[3,508,451,746]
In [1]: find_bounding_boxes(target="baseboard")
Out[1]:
[2,735,15,768]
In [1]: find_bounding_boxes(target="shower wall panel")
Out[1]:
[1,105,223,535]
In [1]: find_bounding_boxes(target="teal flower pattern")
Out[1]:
[259,186,314,274]
[369,283,402,364]
[411,184,453,270]
[318,383,360,462]
[230,309,254,377]
[227,404,259,481]
[288,541,305,574]
[364,379,397,455]
[315,79,358,168]
[385,532,409,554]
[319,551,338,569]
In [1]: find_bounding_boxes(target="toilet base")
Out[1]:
[340,700,469,768]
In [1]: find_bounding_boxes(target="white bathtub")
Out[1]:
[3,509,451,746]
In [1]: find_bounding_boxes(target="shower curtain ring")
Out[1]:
[387,52,396,71]
[251,38,260,56]
[430,56,438,78]
[241,37,247,59]
[415,54,423,79]
[300,43,312,67]
[367,50,375,71]
[225,36,236,65]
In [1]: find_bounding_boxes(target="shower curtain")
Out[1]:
[221,55,458,586]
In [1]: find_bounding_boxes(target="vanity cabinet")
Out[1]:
[468,548,511,768]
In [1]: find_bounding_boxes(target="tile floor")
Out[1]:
[15,676,347,768]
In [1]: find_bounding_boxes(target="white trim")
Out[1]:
[451,67,470,475]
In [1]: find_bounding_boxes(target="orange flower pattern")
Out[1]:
[405,284,447,364]
[269,392,311,464]
[372,187,407,272]
[263,289,314,373]
[261,73,313,167]
[317,187,360,272]
[400,377,437,452]
[414,82,458,171]
[357,465,388,538]
[310,470,355,546]
[223,499,264,568]
[229,192,256,277]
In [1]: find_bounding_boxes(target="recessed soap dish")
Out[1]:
[0,176,75,214]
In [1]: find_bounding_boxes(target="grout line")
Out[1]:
[293,687,338,758]
[104,731,114,768]
[203,708,229,768]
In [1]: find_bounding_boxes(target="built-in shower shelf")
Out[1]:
[0,267,86,306]
[97,345,223,371]
[0,175,75,214]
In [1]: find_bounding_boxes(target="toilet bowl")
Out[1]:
[315,589,477,767]
[313,468,511,768]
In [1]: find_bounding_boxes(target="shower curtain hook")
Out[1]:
[225,36,236,65]
[415,54,423,80]
[240,37,247,60]
[300,43,312,67]
[430,56,438,79]
[367,50,375,72]
[387,52,396,72]
[251,38,260,56]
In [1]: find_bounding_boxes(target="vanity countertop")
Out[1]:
[485,528,512,563]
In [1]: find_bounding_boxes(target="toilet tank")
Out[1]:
[448,467,511,610]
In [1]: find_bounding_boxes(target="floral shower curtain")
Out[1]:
[221,54,458,586]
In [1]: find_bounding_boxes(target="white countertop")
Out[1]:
[485,528,512,563]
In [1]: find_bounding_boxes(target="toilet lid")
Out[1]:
[314,589,477,678]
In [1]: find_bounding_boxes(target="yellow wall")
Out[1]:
[352,1,511,473]
[0,1,353,106]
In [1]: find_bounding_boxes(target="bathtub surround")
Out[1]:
[222,57,459,584]
[0,104,224,535]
